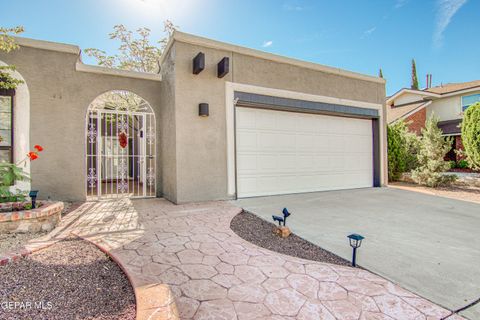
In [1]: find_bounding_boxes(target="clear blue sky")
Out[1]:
[1,0,478,95]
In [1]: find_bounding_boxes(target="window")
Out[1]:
[461,94,480,112]
[0,94,13,163]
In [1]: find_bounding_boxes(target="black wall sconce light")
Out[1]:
[199,103,209,117]
[217,57,229,78]
[193,52,205,74]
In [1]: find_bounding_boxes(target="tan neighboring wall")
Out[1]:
[426,91,480,121]
[168,33,387,203]
[0,44,163,201]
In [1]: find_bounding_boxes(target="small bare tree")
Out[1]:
[84,21,176,74]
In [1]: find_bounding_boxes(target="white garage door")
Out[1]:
[235,107,373,198]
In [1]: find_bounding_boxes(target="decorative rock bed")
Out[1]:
[0,201,64,233]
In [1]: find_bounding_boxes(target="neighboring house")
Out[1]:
[0,31,387,203]
[386,80,480,161]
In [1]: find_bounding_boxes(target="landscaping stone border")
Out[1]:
[0,237,58,266]
[73,231,177,320]
[0,201,64,233]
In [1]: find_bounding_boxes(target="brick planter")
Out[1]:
[0,201,64,233]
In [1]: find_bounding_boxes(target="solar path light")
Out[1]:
[29,190,39,209]
[347,233,364,267]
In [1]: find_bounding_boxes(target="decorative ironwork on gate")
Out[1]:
[85,91,156,199]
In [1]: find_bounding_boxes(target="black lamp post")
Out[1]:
[29,190,39,209]
[347,233,364,267]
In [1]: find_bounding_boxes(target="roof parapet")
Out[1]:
[161,31,386,84]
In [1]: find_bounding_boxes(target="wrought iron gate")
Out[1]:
[86,93,156,199]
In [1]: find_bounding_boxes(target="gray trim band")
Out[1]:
[234,91,379,118]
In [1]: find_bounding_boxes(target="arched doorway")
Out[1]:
[86,91,156,199]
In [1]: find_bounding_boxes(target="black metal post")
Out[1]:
[352,247,357,267]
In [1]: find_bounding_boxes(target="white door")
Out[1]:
[235,107,373,198]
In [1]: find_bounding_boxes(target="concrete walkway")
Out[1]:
[235,187,480,320]
[52,198,466,320]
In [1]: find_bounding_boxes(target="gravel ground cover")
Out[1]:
[231,210,350,266]
[390,181,480,204]
[0,202,81,256]
[0,231,48,256]
[0,237,135,320]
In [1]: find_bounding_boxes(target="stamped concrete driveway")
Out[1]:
[54,197,464,319]
[235,187,480,320]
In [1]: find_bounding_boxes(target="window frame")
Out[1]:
[0,90,15,164]
[461,93,480,112]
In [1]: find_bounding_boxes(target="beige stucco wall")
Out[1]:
[171,40,387,203]
[0,46,163,201]
[426,91,480,121]
[159,45,177,202]
[394,92,426,106]
[0,35,386,203]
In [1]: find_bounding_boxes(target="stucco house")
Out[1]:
[0,31,387,203]
[386,80,480,161]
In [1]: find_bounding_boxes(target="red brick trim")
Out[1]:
[0,201,64,223]
[72,232,178,320]
[0,240,58,266]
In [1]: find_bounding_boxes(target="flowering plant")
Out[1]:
[0,145,44,202]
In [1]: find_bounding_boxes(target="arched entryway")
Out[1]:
[85,90,156,199]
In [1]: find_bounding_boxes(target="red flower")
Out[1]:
[28,152,38,161]
[34,145,44,152]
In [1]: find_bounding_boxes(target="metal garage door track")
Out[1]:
[234,187,480,320]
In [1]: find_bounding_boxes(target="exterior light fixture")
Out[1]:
[347,233,364,267]
[217,57,229,78]
[199,103,209,117]
[193,52,205,74]
[272,207,292,226]
[29,190,39,209]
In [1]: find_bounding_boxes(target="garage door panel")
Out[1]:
[237,131,257,151]
[315,156,331,171]
[237,154,257,172]
[276,134,296,150]
[236,108,256,129]
[258,154,278,171]
[256,111,277,130]
[276,112,298,131]
[236,107,373,198]
[296,134,316,151]
[258,132,282,150]
[277,154,297,170]
[328,135,347,153]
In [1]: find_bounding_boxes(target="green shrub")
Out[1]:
[0,163,29,203]
[457,159,469,169]
[387,120,419,181]
[411,115,456,187]
[461,102,480,169]
[449,160,456,169]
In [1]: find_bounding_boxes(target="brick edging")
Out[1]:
[0,239,59,266]
[0,201,64,223]
[71,232,179,320]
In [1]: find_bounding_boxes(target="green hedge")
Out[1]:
[461,102,480,169]
[387,120,419,181]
